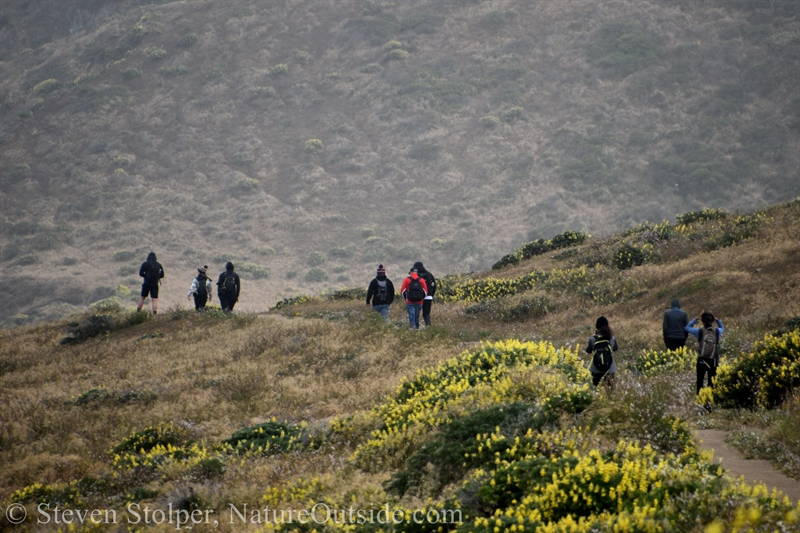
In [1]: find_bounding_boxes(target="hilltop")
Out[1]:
[1,199,799,531]
[1,0,799,324]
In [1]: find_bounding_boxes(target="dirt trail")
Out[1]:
[696,429,800,504]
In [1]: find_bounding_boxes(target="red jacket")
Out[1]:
[400,273,428,304]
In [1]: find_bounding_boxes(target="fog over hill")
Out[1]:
[0,0,798,324]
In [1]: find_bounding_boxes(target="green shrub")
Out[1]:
[360,63,382,73]
[221,420,319,455]
[384,49,409,61]
[715,329,800,409]
[73,71,100,85]
[17,254,39,265]
[33,78,59,95]
[206,66,223,81]
[501,106,523,122]
[121,68,142,80]
[307,251,327,266]
[292,49,312,64]
[676,208,729,226]
[112,423,190,454]
[614,242,652,270]
[160,64,188,76]
[143,46,167,60]
[251,86,276,97]
[230,151,254,166]
[12,163,31,178]
[304,267,329,282]
[237,262,270,279]
[480,116,500,128]
[329,246,354,258]
[230,178,259,192]
[270,63,288,75]
[304,139,324,153]
[177,33,198,47]
[254,246,275,256]
[114,25,147,58]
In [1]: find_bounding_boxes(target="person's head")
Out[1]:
[147,251,157,262]
[701,312,715,327]
[198,265,208,278]
[413,261,425,273]
[226,262,234,272]
[376,264,386,279]
[595,316,613,338]
[409,267,418,277]
[671,298,680,309]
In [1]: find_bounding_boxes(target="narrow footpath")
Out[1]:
[696,429,800,504]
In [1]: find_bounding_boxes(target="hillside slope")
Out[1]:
[1,200,799,531]
[1,0,798,324]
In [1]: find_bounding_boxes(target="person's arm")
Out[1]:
[612,337,619,351]
[387,280,395,305]
[206,280,212,300]
[420,279,428,297]
[188,278,197,297]
[585,336,595,354]
[716,318,724,336]
[685,318,701,339]
[662,312,669,340]
[366,280,375,305]
[139,262,147,278]
[236,274,241,297]
[159,263,165,279]
[400,278,409,301]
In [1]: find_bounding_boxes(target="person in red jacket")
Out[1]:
[400,267,428,329]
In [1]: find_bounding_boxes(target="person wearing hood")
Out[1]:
[137,251,164,314]
[400,267,428,329]
[188,265,212,311]
[217,262,241,312]
[413,261,436,327]
[366,264,395,321]
[663,298,689,350]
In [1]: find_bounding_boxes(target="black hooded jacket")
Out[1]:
[217,263,241,298]
[367,275,395,306]
[412,262,436,298]
[139,252,164,285]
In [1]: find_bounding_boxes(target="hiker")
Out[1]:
[413,261,436,327]
[366,264,395,321]
[137,251,164,314]
[663,298,689,350]
[400,267,428,329]
[217,262,241,312]
[187,265,212,311]
[585,316,618,389]
[686,311,725,394]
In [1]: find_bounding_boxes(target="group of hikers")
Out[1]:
[137,253,722,396]
[585,299,724,395]
[136,252,241,314]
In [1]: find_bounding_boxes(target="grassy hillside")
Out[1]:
[1,0,799,324]
[1,199,799,531]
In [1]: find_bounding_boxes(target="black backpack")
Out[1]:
[220,272,237,294]
[145,262,162,284]
[406,277,425,301]
[422,271,436,297]
[195,276,208,297]
[592,336,614,373]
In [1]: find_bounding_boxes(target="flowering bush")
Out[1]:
[221,419,321,456]
[634,346,694,376]
[714,329,800,408]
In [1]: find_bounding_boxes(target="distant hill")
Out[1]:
[1,0,798,324]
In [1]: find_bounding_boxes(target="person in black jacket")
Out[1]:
[137,251,164,314]
[366,264,394,321]
[663,298,689,350]
[413,261,436,327]
[217,262,241,312]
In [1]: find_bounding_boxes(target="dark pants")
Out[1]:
[592,372,615,389]
[194,294,208,311]
[219,295,237,312]
[664,337,687,351]
[696,358,716,394]
[422,299,433,326]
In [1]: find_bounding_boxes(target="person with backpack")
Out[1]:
[137,251,164,314]
[366,264,395,321]
[187,265,212,311]
[413,261,436,328]
[217,262,241,312]
[686,311,725,394]
[663,298,690,350]
[585,316,618,389]
[400,267,428,329]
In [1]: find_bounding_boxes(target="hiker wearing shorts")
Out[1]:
[366,264,395,321]
[188,265,212,311]
[586,316,618,389]
[663,298,689,350]
[217,262,241,312]
[137,251,164,314]
[413,261,436,328]
[686,311,725,394]
[400,267,428,329]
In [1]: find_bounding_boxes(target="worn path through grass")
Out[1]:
[696,429,800,504]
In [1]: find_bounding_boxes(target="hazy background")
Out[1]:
[1,0,798,324]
